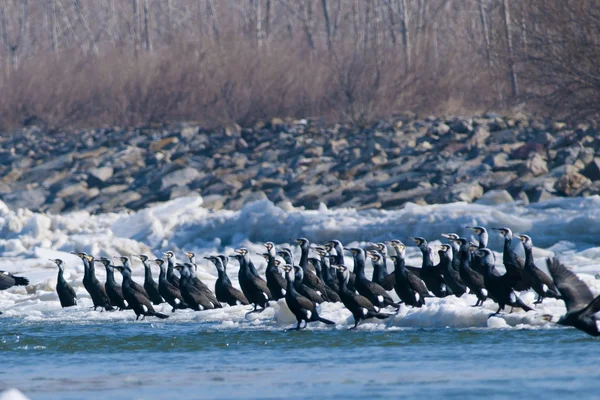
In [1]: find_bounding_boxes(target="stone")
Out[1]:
[476,189,514,205]
[161,167,202,190]
[527,187,555,203]
[150,136,179,152]
[467,126,490,148]
[554,166,591,195]
[582,158,600,181]
[449,118,473,133]
[87,166,114,187]
[525,154,548,177]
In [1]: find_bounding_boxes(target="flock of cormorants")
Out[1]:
[1,226,600,337]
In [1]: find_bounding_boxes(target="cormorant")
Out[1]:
[0,270,29,290]
[135,254,163,305]
[451,238,488,306]
[231,248,272,313]
[279,263,335,330]
[474,248,533,315]
[441,233,461,271]
[295,238,330,298]
[96,257,127,310]
[328,240,356,291]
[174,263,214,311]
[278,248,325,303]
[308,256,341,302]
[50,259,77,308]
[410,237,450,297]
[73,253,113,311]
[163,251,180,287]
[546,258,600,337]
[346,247,399,310]
[518,235,561,304]
[181,254,221,309]
[314,246,340,294]
[466,226,489,249]
[117,257,152,300]
[387,241,428,307]
[155,259,188,312]
[491,227,531,291]
[437,245,467,297]
[262,242,286,300]
[368,243,394,290]
[112,264,168,320]
[332,265,392,329]
[205,255,249,306]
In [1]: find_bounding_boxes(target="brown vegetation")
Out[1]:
[0,0,598,130]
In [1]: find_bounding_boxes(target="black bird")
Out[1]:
[295,238,330,298]
[518,235,561,304]
[0,270,29,291]
[279,264,335,330]
[388,241,428,307]
[474,248,533,315]
[451,238,488,307]
[117,257,152,300]
[492,227,530,291]
[347,247,400,310]
[441,233,461,271]
[314,246,340,294]
[205,255,249,306]
[112,264,168,320]
[328,240,356,291]
[309,256,341,302]
[155,259,188,312]
[96,257,127,310]
[546,258,600,337]
[50,259,77,308]
[175,264,214,311]
[262,242,287,300]
[163,251,180,287]
[135,254,163,305]
[368,243,395,290]
[231,248,272,313]
[333,265,392,329]
[181,254,221,309]
[437,245,467,297]
[74,253,113,311]
[278,248,325,303]
[466,226,489,249]
[410,237,450,298]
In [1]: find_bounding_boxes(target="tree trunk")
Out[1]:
[73,0,98,55]
[321,0,332,51]
[132,0,139,57]
[143,0,151,51]
[478,0,493,67]
[206,0,220,43]
[399,0,410,70]
[50,0,58,54]
[255,0,263,48]
[503,0,518,97]
[166,0,172,44]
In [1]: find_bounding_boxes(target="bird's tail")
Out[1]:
[310,311,335,325]
[516,297,533,312]
[152,311,169,319]
[13,276,29,286]
[105,305,115,311]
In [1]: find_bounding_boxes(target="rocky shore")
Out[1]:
[0,113,598,214]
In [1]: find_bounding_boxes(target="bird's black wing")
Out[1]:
[251,275,273,299]
[0,272,16,290]
[407,271,429,295]
[295,294,317,312]
[406,266,422,279]
[351,293,377,312]
[380,272,395,290]
[547,258,594,312]
[225,285,249,304]
[65,282,77,299]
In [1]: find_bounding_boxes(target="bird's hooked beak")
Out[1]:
[408,237,423,245]
[163,252,174,259]
[517,235,527,243]
[466,226,481,234]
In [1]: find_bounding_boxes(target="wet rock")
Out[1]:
[477,189,514,205]
[554,166,591,196]
[87,166,114,187]
[161,167,202,190]
[525,154,548,177]
[582,158,600,181]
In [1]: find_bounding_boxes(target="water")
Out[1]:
[1,318,599,399]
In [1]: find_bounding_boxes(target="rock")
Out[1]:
[527,187,555,203]
[87,166,114,187]
[582,158,600,181]
[477,189,514,205]
[179,126,199,139]
[329,139,349,155]
[427,182,483,203]
[483,152,509,169]
[525,154,548,177]
[467,126,490,148]
[161,167,202,190]
[150,136,179,152]
[515,191,529,205]
[449,118,473,133]
[554,166,591,195]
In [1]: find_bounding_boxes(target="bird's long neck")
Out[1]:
[479,232,488,249]
[459,245,472,271]
[57,268,65,281]
[321,258,333,282]
[286,275,297,295]
[523,245,533,268]
[299,245,309,271]
[167,258,175,278]
[82,259,89,279]
[159,267,167,282]
[353,254,366,278]
[421,247,433,268]
[105,265,116,284]
[394,255,407,273]
[334,245,344,265]
[143,262,154,282]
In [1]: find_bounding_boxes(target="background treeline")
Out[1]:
[0,0,597,129]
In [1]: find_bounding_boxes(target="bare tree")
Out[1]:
[503,0,518,97]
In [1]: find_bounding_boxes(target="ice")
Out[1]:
[0,389,29,400]
[2,195,600,331]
